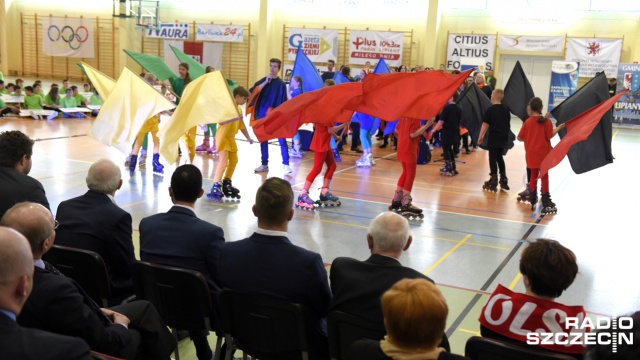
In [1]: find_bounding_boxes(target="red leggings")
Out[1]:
[397,161,417,192]
[306,151,336,183]
[529,168,549,193]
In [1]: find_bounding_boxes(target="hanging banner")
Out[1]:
[164,41,223,73]
[446,34,495,71]
[565,38,622,78]
[498,35,564,53]
[548,61,580,113]
[145,22,190,39]
[195,24,244,42]
[349,30,404,67]
[42,17,95,58]
[287,28,338,62]
[612,63,640,128]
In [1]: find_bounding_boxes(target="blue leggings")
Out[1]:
[360,128,373,150]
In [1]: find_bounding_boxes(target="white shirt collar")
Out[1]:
[255,227,288,237]
[34,259,45,269]
[172,204,195,213]
[106,194,117,205]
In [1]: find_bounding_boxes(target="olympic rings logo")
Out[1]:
[48,25,89,50]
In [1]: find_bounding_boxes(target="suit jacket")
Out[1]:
[139,205,225,295]
[0,311,92,360]
[17,266,132,357]
[55,190,135,305]
[218,232,332,335]
[346,339,467,360]
[0,166,50,218]
[330,254,450,351]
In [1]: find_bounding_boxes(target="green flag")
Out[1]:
[123,49,177,81]
[168,45,238,90]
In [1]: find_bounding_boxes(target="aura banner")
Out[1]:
[43,17,94,58]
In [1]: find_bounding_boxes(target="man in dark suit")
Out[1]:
[0,130,49,218]
[0,226,92,360]
[218,177,332,360]
[140,164,225,360]
[55,159,135,305]
[329,211,450,351]
[2,202,176,360]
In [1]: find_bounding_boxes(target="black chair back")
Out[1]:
[43,245,111,307]
[130,261,213,331]
[219,289,310,360]
[328,311,386,360]
[465,336,577,360]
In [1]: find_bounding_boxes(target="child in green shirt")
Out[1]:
[60,88,83,118]
[71,86,87,106]
[24,86,58,120]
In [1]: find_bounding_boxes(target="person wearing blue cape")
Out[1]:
[250,58,290,174]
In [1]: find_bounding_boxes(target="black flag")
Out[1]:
[458,83,492,144]
[550,72,614,174]
[502,61,535,121]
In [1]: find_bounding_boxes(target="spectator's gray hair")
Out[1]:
[368,212,410,252]
[86,159,121,194]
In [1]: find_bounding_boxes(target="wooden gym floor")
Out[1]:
[2,108,638,358]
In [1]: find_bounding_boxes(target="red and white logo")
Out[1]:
[586,42,601,56]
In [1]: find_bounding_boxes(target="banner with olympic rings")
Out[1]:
[43,17,95,58]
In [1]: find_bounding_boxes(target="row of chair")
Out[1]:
[43,245,576,360]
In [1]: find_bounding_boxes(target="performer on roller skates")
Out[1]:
[430,93,461,176]
[206,86,256,202]
[295,86,351,211]
[517,97,565,214]
[478,89,511,192]
[389,117,434,220]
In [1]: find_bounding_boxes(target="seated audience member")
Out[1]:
[23,86,58,120]
[72,85,88,106]
[217,177,332,360]
[0,130,50,218]
[0,226,92,360]
[60,88,84,118]
[43,85,61,111]
[13,85,22,97]
[5,83,15,94]
[2,202,176,360]
[139,164,225,360]
[330,211,449,351]
[60,79,71,94]
[0,80,6,93]
[479,238,584,358]
[585,311,640,360]
[0,95,20,117]
[347,278,467,360]
[55,159,135,305]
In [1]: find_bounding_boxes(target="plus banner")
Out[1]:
[565,38,622,78]
[613,63,640,128]
[349,30,404,67]
[43,17,94,58]
[446,34,495,71]
[287,28,338,62]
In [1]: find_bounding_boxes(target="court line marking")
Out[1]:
[424,234,472,275]
[444,215,544,338]
[508,273,522,290]
[459,328,481,336]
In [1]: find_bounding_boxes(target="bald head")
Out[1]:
[86,159,122,195]
[0,202,55,258]
[367,212,411,255]
[0,227,34,315]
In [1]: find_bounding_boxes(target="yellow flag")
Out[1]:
[88,67,175,154]
[80,62,116,100]
[158,70,241,164]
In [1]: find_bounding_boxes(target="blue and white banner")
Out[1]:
[548,61,580,113]
[612,63,640,128]
[287,28,338,62]
[146,22,189,40]
[195,24,244,42]
[43,17,95,58]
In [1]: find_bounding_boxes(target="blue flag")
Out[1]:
[333,71,351,84]
[373,57,391,74]
[291,47,324,92]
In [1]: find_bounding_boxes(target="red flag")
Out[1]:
[349,69,473,121]
[538,90,627,180]
[254,82,362,142]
